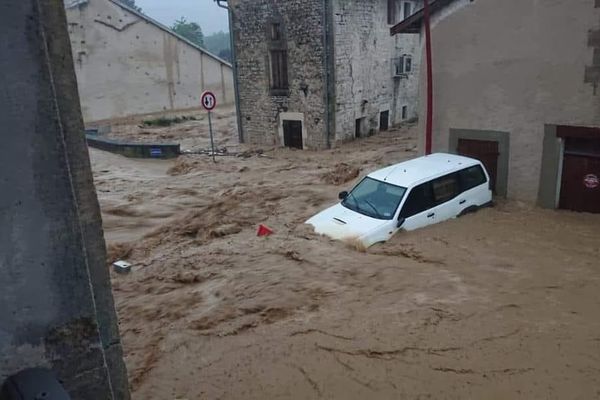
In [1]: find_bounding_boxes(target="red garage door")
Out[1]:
[559,137,600,213]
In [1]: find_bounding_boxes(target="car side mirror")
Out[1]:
[338,191,349,200]
[397,217,406,228]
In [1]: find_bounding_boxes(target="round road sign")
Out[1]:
[201,91,217,111]
[584,174,599,189]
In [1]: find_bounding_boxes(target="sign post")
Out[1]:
[201,91,217,163]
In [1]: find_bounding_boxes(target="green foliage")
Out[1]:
[171,17,204,47]
[217,48,232,62]
[204,31,231,61]
[118,0,141,12]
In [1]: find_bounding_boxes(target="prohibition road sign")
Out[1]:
[584,174,599,189]
[201,91,217,111]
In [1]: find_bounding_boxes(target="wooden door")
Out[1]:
[559,138,600,213]
[457,139,499,193]
[283,120,303,149]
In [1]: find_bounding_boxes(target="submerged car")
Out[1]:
[306,153,493,247]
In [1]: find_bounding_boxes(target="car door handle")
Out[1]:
[459,200,466,205]
[427,213,435,218]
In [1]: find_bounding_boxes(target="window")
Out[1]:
[342,177,407,220]
[404,56,412,73]
[269,21,288,94]
[403,2,412,20]
[388,0,396,24]
[459,165,487,192]
[271,23,281,40]
[402,106,407,120]
[270,50,288,91]
[394,55,412,76]
[432,173,460,204]
[400,182,435,218]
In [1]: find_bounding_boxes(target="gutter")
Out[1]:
[215,0,245,143]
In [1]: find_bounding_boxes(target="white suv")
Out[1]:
[307,153,493,247]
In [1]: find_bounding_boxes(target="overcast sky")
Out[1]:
[136,0,229,35]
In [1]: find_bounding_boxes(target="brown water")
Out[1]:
[91,117,600,399]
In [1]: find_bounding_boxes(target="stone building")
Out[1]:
[65,0,235,123]
[228,0,424,149]
[392,0,600,213]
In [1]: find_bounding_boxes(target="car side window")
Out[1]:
[400,182,435,218]
[459,165,487,192]
[432,173,460,204]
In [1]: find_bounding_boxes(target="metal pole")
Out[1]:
[208,111,216,163]
[215,0,244,143]
[424,0,433,155]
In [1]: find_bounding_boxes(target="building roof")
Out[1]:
[390,0,455,35]
[368,153,479,187]
[67,0,232,68]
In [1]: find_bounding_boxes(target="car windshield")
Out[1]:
[342,177,407,220]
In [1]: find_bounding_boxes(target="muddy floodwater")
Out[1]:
[91,111,600,399]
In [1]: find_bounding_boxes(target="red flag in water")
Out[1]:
[257,224,274,237]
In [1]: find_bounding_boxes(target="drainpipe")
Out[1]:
[215,0,244,143]
[424,0,433,155]
[323,0,332,149]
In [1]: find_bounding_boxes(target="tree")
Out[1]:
[118,0,142,12]
[171,17,204,48]
[205,31,231,60]
[218,48,232,63]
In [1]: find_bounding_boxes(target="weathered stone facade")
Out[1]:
[333,0,421,142]
[230,0,422,149]
[229,0,330,149]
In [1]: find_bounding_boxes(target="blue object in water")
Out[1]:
[150,148,163,157]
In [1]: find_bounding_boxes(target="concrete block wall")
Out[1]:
[333,0,421,142]
[230,0,329,149]
[66,0,235,123]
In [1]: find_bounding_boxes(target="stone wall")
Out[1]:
[333,0,421,142]
[229,0,329,149]
[419,0,600,202]
[66,0,234,123]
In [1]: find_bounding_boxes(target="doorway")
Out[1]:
[457,138,499,193]
[380,111,389,131]
[282,120,303,149]
[355,118,365,138]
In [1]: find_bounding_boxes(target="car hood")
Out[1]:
[306,203,387,242]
